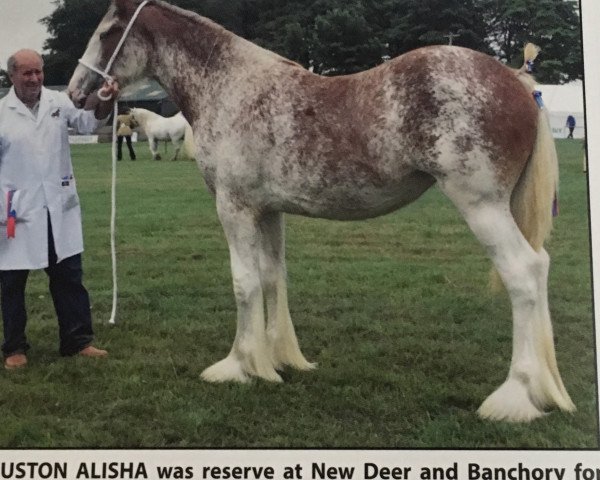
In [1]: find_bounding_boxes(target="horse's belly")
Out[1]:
[270,170,436,220]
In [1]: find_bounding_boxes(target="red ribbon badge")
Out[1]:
[6,190,16,238]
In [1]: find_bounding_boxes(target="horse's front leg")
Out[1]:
[258,212,316,372]
[201,195,282,383]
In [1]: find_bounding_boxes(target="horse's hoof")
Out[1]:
[272,353,317,372]
[292,359,318,371]
[478,378,546,422]
[254,367,283,383]
[201,356,251,383]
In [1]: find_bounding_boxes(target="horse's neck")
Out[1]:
[143,8,277,121]
[136,111,154,126]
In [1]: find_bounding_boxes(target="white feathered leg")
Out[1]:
[201,197,282,383]
[443,195,574,422]
[471,204,573,421]
[258,212,316,371]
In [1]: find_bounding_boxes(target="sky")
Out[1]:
[0,0,55,70]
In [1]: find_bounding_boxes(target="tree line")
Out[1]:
[0,0,582,87]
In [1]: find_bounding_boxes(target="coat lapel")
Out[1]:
[5,87,34,120]
[36,87,57,125]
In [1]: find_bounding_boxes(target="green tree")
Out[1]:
[243,0,316,64]
[311,3,384,74]
[0,68,10,88]
[382,0,491,56]
[483,0,582,83]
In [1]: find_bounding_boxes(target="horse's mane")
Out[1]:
[136,0,231,38]
[128,0,304,69]
[131,107,157,117]
[130,107,160,125]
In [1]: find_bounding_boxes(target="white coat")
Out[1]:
[0,86,104,270]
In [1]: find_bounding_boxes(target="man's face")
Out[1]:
[9,52,44,106]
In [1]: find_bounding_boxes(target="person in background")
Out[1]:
[0,49,118,369]
[566,114,576,139]
[117,108,137,160]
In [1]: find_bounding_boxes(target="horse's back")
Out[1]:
[296,46,537,185]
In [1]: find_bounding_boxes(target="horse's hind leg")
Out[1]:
[170,138,182,161]
[201,195,282,383]
[441,190,574,422]
[258,212,316,371]
[149,137,161,160]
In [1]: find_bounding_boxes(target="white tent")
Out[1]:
[536,81,585,139]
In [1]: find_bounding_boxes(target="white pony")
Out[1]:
[129,108,190,161]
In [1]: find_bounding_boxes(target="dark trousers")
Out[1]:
[0,217,94,357]
[117,135,136,160]
[567,127,574,138]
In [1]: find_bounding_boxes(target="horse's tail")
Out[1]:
[183,122,196,160]
[510,105,559,253]
[512,43,558,252]
[507,96,574,415]
[490,44,559,290]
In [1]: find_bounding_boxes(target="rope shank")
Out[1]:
[76,0,150,324]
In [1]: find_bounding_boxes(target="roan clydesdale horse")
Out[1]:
[68,0,575,422]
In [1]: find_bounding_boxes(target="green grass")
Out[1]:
[0,139,595,448]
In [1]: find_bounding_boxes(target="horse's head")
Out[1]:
[129,107,141,123]
[67,0,152,106]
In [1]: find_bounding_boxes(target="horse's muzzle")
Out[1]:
[67,67,106,108]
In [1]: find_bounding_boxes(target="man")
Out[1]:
[116,109,137,161]
[0,49,118,369]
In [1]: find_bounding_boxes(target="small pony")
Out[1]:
[68,0,575,422]
[129,107,190,161]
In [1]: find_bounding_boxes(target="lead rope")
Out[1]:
[77,0,149,324]
[108,102,118,324]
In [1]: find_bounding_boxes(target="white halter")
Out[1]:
[77,0,149,324]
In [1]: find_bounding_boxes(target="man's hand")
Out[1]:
[84,80,120,119]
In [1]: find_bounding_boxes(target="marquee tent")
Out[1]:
[536,81,585,139]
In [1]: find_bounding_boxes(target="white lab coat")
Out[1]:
[0,86,104,270]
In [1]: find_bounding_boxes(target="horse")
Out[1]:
[129,107,189,160]
[67,0,575,422]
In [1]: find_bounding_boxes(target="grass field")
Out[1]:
[0,139,596,448]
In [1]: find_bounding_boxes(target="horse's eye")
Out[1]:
[99,26,117,40]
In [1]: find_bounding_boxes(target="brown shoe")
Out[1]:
[78,346,108,358]
[4,354,27,370]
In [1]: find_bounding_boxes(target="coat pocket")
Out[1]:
[60,178,80,213]
[0,187,46,225]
